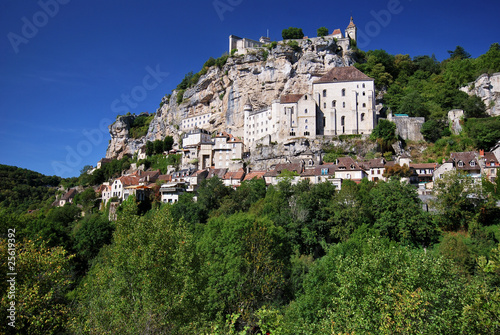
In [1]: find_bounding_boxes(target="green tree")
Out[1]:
[72,202,202,334]
[370,119,396,152]
[198,212,289,325]
[369,179,439,247]
[73,213,114,265]
[0,239,73,334]
[448,45,471,60]
[327,179,371,242]
[283,237,469,335]
[432,170,485,231]
[316,27,328,37]
[462,95,487,118]
[463,116,500,149]
[421,119,448,142]
[282,27,304,40]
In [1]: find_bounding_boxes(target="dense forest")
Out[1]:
[1,43,500,334]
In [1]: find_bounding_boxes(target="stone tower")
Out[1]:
[345,16,357,42]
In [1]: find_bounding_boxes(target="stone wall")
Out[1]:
[388,114,424,141]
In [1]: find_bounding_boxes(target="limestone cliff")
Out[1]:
[461,72,500,116]
[106,37,357,159]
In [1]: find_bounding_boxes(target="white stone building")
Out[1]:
[244,66,376,147]
[181,113,212,131]
[213,131,245,170]
[313,67,376,135]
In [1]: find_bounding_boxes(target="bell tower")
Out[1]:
[345,16,357,42]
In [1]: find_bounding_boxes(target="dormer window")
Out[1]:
[321,168,328,175]
[458,161,464,167]
[470,161,476,167]
[350,164,355,169]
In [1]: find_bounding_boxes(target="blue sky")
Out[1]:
[1,0,499,178]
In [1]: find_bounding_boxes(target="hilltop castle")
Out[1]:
[229,16,357,54]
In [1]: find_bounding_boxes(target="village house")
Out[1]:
[222,168,246,188]
[160,182,186,204]
[185,170,208,192]
[479,150,500,182]
[213,132,245,170]
[410,163,436,195]
[330,157,366,182]
[264,163,303,185]
[59,188,77,207]
[96,158,113,169]
[359,158,386,182]
[111,174,140,201]
[243,170,267,182]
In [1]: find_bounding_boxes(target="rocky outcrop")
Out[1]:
[461,72,500,116]
[106,37,357,159]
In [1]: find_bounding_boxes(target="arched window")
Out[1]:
[362,103,366,108]
[304,109,308,114]
[305,119,308,123]
[323,89,327,97]
[361,113,365,121]
[332,100,336,107]
[343,102,345,108]
[304,95,307,100]
[342,88,346,96]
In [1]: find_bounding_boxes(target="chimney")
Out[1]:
[479,149,485,157]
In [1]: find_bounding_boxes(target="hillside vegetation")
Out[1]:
[1,43,500,334]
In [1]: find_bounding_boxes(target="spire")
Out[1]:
[347,16,356,29]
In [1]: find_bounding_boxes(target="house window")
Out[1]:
[362,91,365,96]
[305,119,308,123]
[305,125,308,129]
[470,161,476,166]
[342,88,346,96]
[362,103,366,108]
[304,131,310,136]
[332,100,336,107]
[343,102,346,108]
[347,173,351,179]
[341,116,345,126]
[361,113,365,121]
[305,109,308,114]
[324,102,326,108]
[458,161,464,167]
[304,95,307,100]
[323,89,327,97]
[362,83,365,88]
[290,130,296,136]
[321,168,328,175]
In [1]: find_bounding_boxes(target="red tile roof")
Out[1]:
[451,152,479,171]
[243,171,266,181]
[330,29,342,36]
[223,169,245,181]
[117,175,140,186]
[61,188,77,201]
[280,94,304,104]
[315,66,372,83]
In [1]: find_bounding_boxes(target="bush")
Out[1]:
[282,27,304,40]
[317,27,329,37]
[287,40,301,52]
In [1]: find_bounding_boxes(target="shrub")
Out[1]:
[282,27,304,40]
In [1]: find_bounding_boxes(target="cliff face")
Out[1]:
[106,38,357,159]
[461,72,500,116]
